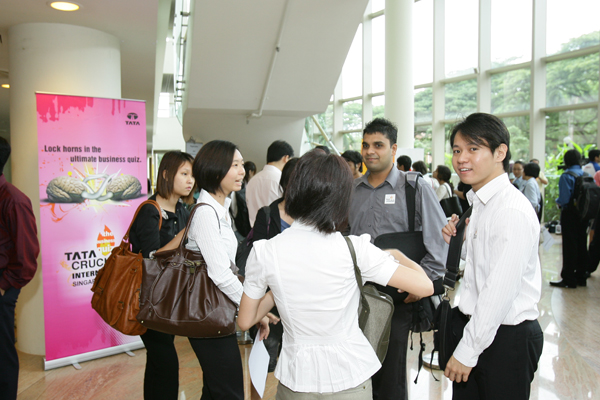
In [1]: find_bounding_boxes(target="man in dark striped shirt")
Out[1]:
[0,137,39,400]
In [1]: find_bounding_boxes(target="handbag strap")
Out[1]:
[123,199,163,240]
[344,236,370,316]
[176,202,220,251]
[443,206,472,291]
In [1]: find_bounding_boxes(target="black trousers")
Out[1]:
[588,208,600,274]
[140,330,244,400]
[452,318,543,400]
[0,287,20,400]
[560,207,588,285]
[371,300,411,400]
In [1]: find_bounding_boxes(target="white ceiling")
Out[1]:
[0,0,369,154]
[0,0,163,139]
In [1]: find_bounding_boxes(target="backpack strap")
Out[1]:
[404,172,420,232]
[264,205,271,236]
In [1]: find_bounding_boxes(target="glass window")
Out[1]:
[415,87,433,123]
[444,123,455,168]
[373,95,385,120]
[501,116,530,161]
[491,69,531,113]
[445,0,478,77]
[445,79,477,120]
[305,118,327,147]
[371,0,384,13]
[491,0,532,67]
[343,132,363,152]
[545,108,598,156]
[343,100,363,131]
[372,16,385,94]
[341,25,363,99]
[157,93,172,118]
[315,104,333,134]
[414,125,433,171]
[546,0,600,55]
[413,0,433,85]
[546,53,599,108]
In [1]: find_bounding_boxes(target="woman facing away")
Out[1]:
[129,151,195,400]
[161,140,273,400]
[238,151,433,399]
[433,165,454,201]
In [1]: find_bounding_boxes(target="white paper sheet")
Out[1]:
[248,331,270,398]
[542,227,555,252]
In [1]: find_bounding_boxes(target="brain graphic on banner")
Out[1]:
[36,93,147,367]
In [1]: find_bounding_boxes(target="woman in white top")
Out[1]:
[521,162,542,218]
[166,140,271,400]
[434,165,454,201]
[412,160,436,190]
[238,151,433,399]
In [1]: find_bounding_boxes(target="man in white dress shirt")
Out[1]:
[246,140,294,226]
[442,113,543,400]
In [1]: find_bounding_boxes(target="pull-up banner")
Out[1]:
[36,93,147,369]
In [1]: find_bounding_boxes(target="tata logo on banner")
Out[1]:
[125,112,140,126]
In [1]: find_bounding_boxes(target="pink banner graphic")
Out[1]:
[36,93,147,362]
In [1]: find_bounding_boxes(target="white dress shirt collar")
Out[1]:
[197,189,231,222]
[467,172,510,206]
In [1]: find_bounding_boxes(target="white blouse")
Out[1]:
[435,182,452,201]
[186,189,243,305]
[244,222,398,393]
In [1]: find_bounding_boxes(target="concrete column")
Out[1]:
[8,23,121,355]
[385,0,413,147]
[477,0,492,113]
[432,0,446,169]
[530,1,547,166]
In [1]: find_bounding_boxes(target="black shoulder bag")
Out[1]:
[432,206,472,371]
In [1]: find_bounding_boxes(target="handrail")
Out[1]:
[310,115,341,155]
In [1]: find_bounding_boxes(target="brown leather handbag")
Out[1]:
[91,200,162,336]
[136,203,238,338]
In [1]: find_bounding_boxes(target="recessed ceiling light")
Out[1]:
[49,2,80,11]
[1,84,9,89]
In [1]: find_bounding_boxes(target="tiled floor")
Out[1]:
[16,233,600,399]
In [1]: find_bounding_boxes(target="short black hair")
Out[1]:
[588,149,600,162]
[563,149,582,167]
[450,113,511,172]
[412,160,428,175]
[314,145,331,154]
[285,152,353,234]
[279,157,299,195]
[513,160,525,167]
[363,118,398,145]
[341,150,363,173]
[523,162,540,178]
[0,137,10,175]
[243,161,256,184]
[156,151,194,201]
[193,140,238,194]
[267,140,294,163]
[436,165,452,182]
[397,155,412,170]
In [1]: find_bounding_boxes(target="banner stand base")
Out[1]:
[44,340,144,371]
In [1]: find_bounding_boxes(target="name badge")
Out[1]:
[384,194,396,204]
